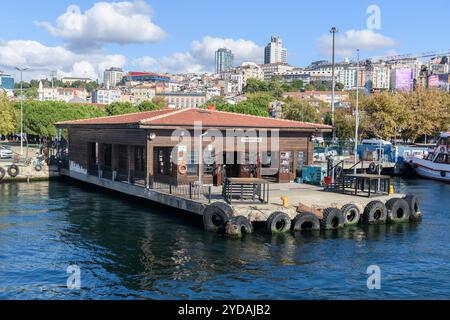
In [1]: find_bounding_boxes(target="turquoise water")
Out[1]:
[0,178,449,299]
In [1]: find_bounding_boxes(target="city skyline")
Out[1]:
[1,0,449,81]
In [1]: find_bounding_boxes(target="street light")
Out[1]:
[354,49,360,174]
[15,66,30,156]
[198,131,208,185]
[330,27,338,142]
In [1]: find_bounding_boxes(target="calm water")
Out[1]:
[0,178,449,300]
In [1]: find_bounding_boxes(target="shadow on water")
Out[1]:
[1,177,449,299]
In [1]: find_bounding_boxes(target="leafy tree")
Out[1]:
[152,96,169,109]
[0,94,16,135]
[401,88,448,142]
[105,102,139,116]
[283,100,320,123]
[13,101,106,138]
[335,82,345,91]
[334,109,355,141]
[138,100,161,112]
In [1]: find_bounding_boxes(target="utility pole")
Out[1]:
[354,49,360,174]
[15,66,30,156]
[330,27,338,142]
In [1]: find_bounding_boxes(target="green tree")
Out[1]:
[138,100,161,112]
[105,102,139,116]
[14,101,106,138]
[0,94,16,135]
[151,96,168,109]
[283,100,319,123]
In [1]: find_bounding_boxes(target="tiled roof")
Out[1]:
[57,108,331,130]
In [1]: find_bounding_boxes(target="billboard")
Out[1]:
[428,75,439,88]
[395,68,413,91]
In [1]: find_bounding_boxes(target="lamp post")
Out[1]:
[198,132,208,185]
[15,66,30,156]
[354,49,360,174]
[330,27,338,142]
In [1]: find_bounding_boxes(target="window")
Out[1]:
[435,154,448,164]
[135,146,146,172]
[156,147,173,176]
[187,151,198,176]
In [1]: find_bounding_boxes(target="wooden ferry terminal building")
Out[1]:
[57,108,331,187]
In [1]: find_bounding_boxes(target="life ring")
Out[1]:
[35,164,43,172]
[178,164,188,175]
[7,165,19,178]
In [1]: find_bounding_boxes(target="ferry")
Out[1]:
[407,132,450,182]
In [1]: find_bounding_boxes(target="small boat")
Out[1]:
[407,132,450,182]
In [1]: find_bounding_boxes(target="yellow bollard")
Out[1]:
[389,185,395,195]
[281,196,289,208]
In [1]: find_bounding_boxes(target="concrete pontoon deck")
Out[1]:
[61,168,402,223]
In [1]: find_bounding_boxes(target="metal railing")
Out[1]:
[149,176,212,203]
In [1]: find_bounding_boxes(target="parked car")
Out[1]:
[0,146,13,159]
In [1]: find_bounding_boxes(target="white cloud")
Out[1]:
[131,56,158,70]
[140,36,264,74]
[37,0,165,51]
[0,39,127,81]
[317,29,397,58]
[190,36,263,67]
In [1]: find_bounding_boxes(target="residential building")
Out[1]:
[260,63,293,81]
[215,48,234,74]
[129,86,156,104]
[61,77,92,85]
[0,72,14,91]
[264,36,287,64]
[284,91,350,108]
[156,92,208,109]
[92,89,122,105]
[104,67,125,88]
[38,82,88,103]
[124,72,170,85]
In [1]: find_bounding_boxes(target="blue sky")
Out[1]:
[0,0,449,80]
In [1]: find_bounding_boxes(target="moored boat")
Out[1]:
[407,133,450,182]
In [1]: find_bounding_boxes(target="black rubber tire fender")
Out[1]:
[362,200,387,225]
[202,202,233,233]
[35,164,43,172]
[404,194,422,222]
[267,211,291,233]
[0,167,6,181]
[225,216,253,238]
[368,162,377,174]
[292,212,320,232]
[7,165,19,178]
[386,198,410,224]
[320,208,345,230]
[341,203,361,226]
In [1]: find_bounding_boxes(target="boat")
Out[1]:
[406,132,450,182]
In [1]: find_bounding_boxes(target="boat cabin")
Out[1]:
[56,108,331,186]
